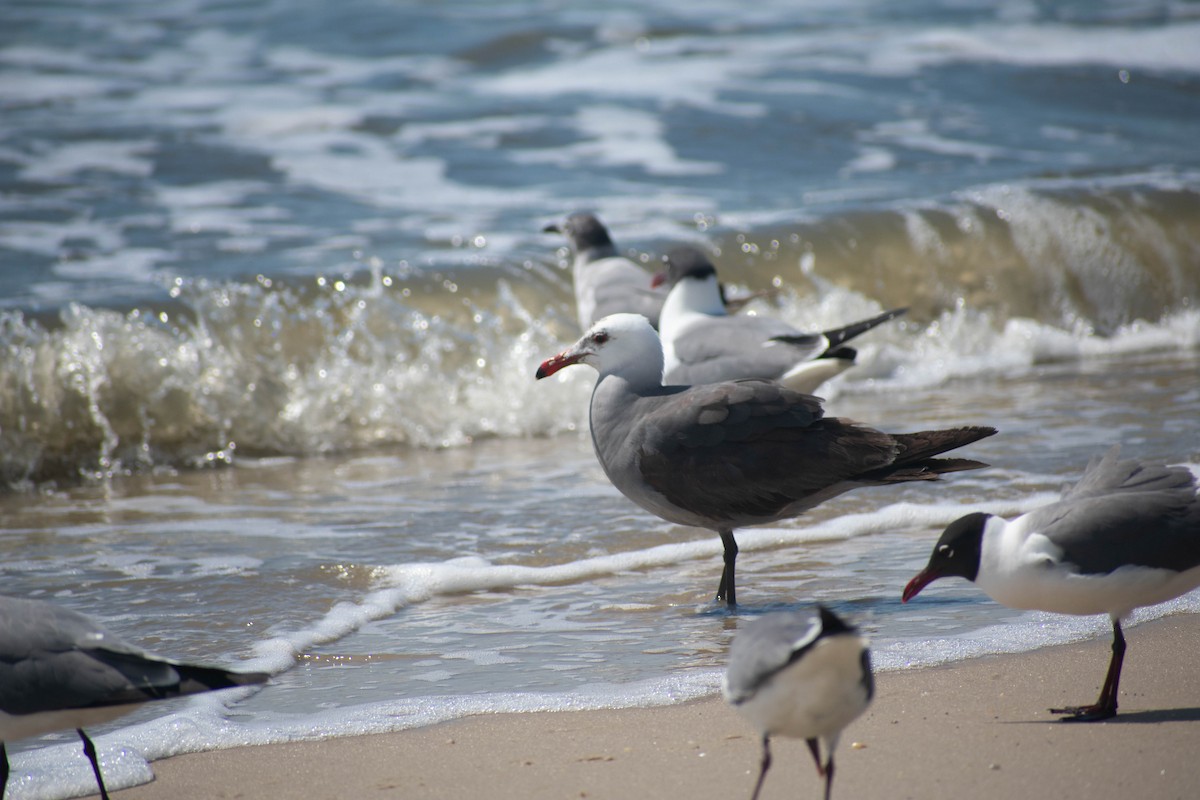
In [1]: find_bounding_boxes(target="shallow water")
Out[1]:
[2,1,1200,798]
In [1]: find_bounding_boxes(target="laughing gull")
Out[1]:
[902,446,1200,720]
[535,313,996,607]
[724,605,873,800]
[543,212,666,330]
[0,595,269,799]
[654,246,906,393]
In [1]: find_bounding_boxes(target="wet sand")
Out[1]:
[111,613,1200,800]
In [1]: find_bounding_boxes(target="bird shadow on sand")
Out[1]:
[1096,707,1200,724]
[1001,707,1200,726]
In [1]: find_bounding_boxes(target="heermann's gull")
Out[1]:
[535,313,996,607]
[0,595,269,798]
[654,246,906,394]
[724,605,873,800]
[903,446,1200,721]
[543,212,665,330]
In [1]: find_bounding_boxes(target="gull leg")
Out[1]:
[806,738,824,776]
[823,754,836,800]
[77,729,111,800]
[1050,618,1125,721]
[749,734,771,800]
[717,529,739,607]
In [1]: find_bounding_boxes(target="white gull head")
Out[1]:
[534,313,664,388]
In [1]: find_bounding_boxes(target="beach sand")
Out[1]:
[110,613,1200,800]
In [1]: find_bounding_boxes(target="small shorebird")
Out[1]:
[536,313,995,607]
[654,246,905,393]
[543,212,665,330]
[723,605,873,800]
[0,595,269,799]
[903,446,1200,720]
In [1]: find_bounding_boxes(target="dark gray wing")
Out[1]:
[0,596,267,715]
[635,381,898,523]
[1029,449,1200,574]
[669,315,825,384]
[1061,446,1196,502]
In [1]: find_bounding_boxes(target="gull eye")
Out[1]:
[593,332,610,345]
[937,544,954,558]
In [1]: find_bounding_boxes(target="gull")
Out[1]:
[902,446,1200,720]
[0,595,269,799]
[724,605,873,800]
[535,312,995,607]
[655,246,905,393]
[543,212,665,330]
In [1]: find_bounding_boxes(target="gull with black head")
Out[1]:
[654,246,906,393]
[903,446,1200,720]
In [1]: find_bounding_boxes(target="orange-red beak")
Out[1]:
[901,569,936,603]
[535,350,582,379]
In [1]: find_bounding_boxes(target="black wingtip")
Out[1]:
[175,663,270,694]
[820,307,908,350]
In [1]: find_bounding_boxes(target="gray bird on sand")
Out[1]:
[535,313,996,608]
[724,605,873,800]
[543,212,665,330]
[0,595,268,799]
[903,446,1200,720]
[654,246,906,394]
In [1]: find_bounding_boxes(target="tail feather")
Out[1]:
[892,426,996,464]
[859,426,996,483]
[174,662,270,695]
[872,457,992,483]
[82,648,269,708]
[820,307,908,352]
[819,346,857,362]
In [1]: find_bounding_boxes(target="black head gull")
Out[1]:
[723,605,873,800]
[0,595,269,798]
[902,446,1200,720]
[543,212,665,330]
[653,246,906,394]
[535,312,996,607]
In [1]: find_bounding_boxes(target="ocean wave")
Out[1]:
[0,270,583,488]
[2,180,1197,490]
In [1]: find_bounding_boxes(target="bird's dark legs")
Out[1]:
[77,729,111,800]
[805,738,823,776]
[717,529,739,607]
[749,734,771,800]
[2,741,9,800]
[806,739,836,800]
[1050,617,1125,721]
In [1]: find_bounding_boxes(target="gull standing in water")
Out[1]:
[536,313,995,607]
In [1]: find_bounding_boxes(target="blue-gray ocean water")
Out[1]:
[2,1,1199,797]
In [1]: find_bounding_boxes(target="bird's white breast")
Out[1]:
[735,635,870,740]
[977,517,1200,618]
